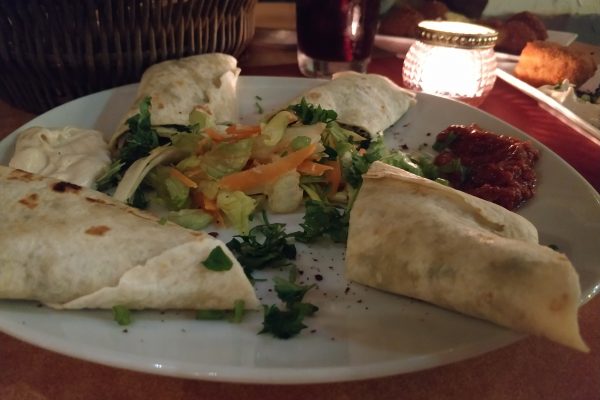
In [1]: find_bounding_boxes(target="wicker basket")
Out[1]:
[0,0,257,113]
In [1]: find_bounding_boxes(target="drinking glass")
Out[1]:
[296,0,381,77]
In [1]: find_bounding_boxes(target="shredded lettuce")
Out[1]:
[145,166,190,210]
[261,110,297,146]
[266,171,304,213]
[167,209,213,230]
[217,190,257,234]
[201,138,253,179]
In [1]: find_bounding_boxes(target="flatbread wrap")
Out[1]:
[283,71,416,137]
[345,161,588,351]
[109,53,241,152]
[0,166,259,310]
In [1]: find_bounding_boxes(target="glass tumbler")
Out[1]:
[296,0,381,78]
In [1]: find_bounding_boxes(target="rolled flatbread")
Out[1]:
[346,161,588,351]
[284,71,416,137]
[109,53,241,151]
[0,166,259,310]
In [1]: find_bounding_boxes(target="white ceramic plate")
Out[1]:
[375,30,578,62]
[1,76,600,384]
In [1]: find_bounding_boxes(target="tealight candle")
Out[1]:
[402,21,498,106]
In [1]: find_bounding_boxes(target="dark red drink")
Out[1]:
[296,0,381,76]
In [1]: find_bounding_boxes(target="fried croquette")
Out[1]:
[514,41,597,87]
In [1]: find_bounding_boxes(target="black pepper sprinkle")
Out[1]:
[298,270,304,275]
[122,329,128,333]
[357,299,363,303]
[310,329,317,333]
[344,287,350,295]
[401,144,409,150]
[208,232,219,237]
[426,132,431,136]
[315,274,323,281]
[36,303,43,308]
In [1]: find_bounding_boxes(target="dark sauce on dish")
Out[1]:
[433,124,539,210]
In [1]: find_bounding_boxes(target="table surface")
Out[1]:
[2,3,600,400]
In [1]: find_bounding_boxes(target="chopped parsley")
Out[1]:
[260,276,318,339]
[294,200,348,243]
[112,305,132,326]
[195,299,246,323]
[95,160,125,192]
[273,276,315,306]
[288,97,338,124]
[227,213,296,279]
[255,95,264,114]
[202,246,234,271]
[196,309,228,320]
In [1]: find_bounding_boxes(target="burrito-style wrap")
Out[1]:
[284,71,416,137]
[0,166,259,310]
[109,53,241,151]
[346,161,588,351]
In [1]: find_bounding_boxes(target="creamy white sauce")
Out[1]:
[9,126,111,188]
[539,80,600,129]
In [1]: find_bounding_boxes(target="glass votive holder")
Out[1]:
[402,21,498,106]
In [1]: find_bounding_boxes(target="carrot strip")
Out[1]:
[324,160,342,196]
[204,127,225,142]
[170,168,198,188]
[297,160,334,176]
[219,143,317,192]
[210,209,225,227]
[225,124,261,135]
[202,195,219,212]
[191,190,218,212]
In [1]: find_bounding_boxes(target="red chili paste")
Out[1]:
[433,124,539,210]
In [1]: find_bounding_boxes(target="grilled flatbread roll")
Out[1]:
[284,71,416,137]
[0,166,259,310]
[346,161,588,351]
[109,53,241,152]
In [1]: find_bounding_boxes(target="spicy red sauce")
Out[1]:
[433,124,539,210]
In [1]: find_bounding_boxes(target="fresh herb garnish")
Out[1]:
[260,276,318,339]
[195,299,246,323]
[259,304,310,339]
[230,299,246,323]
[288,97,338,124]
[95,160,125,192]
[202,246,234,271]
[118,97,162,167]
[437,158,468,184]
[294,200,348,243]
[129,186,149,209]
[196,309,228,320]
[112,305,132,326]
[255,95,264,114]
[273,276,316,306]
[227,213,296,279]
[432,131,458,152]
